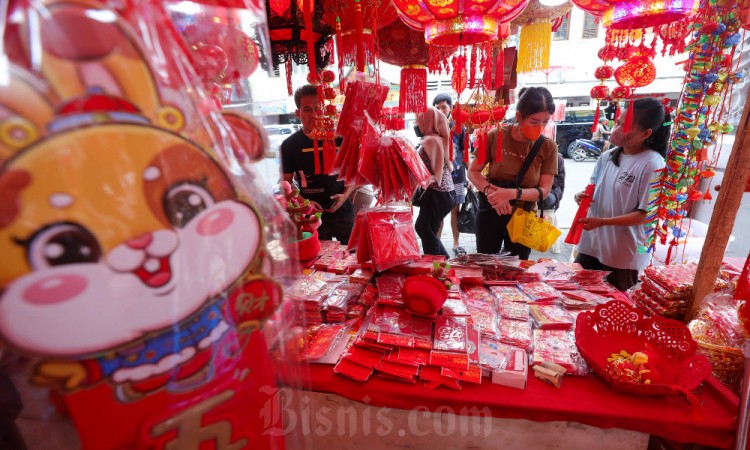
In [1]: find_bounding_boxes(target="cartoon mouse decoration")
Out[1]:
[0,0,285,448]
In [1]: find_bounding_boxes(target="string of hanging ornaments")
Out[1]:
[321,0,398,80]
[509,0,572,74]
[645,0,744,264]
[573,0,699,137]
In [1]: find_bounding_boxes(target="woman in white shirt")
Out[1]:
[574,98,670,291]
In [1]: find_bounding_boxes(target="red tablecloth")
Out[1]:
[293,365,740,448]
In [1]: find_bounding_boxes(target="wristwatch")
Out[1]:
[516,187,523,200]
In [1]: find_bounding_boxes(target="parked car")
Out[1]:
[264,124,296,157]
[555,106,597,158]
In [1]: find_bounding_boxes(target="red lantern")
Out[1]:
[391,0,531,46]
[571,0,697,29]
[321,0,398,69]
[595,65,614,81]
[590,85,610,100]
[377,19,431,114]
[615,55,657,88]
[611,86,633,100]
[265,0,333,71]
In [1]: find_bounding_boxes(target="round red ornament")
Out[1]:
[590,85,610,100]
[615,55,656,88]
[595,65,614,81]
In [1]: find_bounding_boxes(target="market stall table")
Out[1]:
[284,364,740,449]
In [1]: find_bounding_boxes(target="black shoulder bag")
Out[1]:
[478,135,545,212]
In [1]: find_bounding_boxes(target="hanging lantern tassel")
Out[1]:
[517,21,551,74]
[399,66,427,114]
[591,102,601,134]
[323,140,336,175]
[665,238,678,265]
[623,100,634,134]
[615,103,621,122]
[286,60,293,96]
[354,0,365,72]
[476,131,487,165]
[336,18,344,89]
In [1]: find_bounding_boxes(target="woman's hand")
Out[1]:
[574,191,592,206]
[579,217,606,231]
[487,187,514,216]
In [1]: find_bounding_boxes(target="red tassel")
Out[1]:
[665,238,678,265]
[354,0,365,72]
[454,103,463,129]
[399,67,427,114]
[313,140,321,174]
[495,129,502,163]
[323,140,336,174]
[477,132,487,165]
[286,60,293,96]
[303,0,317,83]
[623,100,634,134]
[591,102,601,134]
[615,103,621,122]
[464,132,470,164]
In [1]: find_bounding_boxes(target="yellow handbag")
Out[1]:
[506,208,561,253]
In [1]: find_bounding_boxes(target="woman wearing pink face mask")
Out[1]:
[467,86,558,259]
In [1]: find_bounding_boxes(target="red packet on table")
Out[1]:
[284,276,330,301]
[342,345,386,368]
[527,262,582,281]
[347,304,366,320]
[412,315,434,349]
[349,268,374,284]
[366,208,421,272]
[377,359,420,381]
[529,305,574,330]
[398,347,432,366]
[563,289,610,304]
[491,348,528,389]
[519,282,560,303]
[419,366,463,390]
[479,339,515,374]
[375,306,415,348]
[452,266,485,284]
[531,330,576,371]
[641,276,687,301]
[301,322,350,361]
[431,316,469,369]
[546,280,581,291]
[441,364,482,384]
[467,306,500,339]
[442,297,470,316]
[334,357,374,382]
[359,283,378,306]
[498,301,530,321]
[489,285,531,303]
[499,319,533,350]
[376,274,406,306]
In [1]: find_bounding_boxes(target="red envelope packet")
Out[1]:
[529,305,574,330]
[376,306,415,348]
[397,347,432,366]
[519,282,560,302]
[531,330,576,371]
[342,345,386,368]
[377,359,420,381]
[411,315,434,349]
[419,366,463,390]
[498,301,530,321]
[334,357,374,382]
[433,315,468,353]
[499,319,533,350]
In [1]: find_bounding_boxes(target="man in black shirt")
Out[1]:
[280,84,355,244]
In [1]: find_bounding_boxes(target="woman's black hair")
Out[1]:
[611,97,671,166]
[516,87,555,118]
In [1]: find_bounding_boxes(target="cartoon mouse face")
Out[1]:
[0,123,261,358]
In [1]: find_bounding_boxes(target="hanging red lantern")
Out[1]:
[571,0,697,29]
[391,0,531,46]
[321,0,398,69]
[614,55,657,88]
[265,0,334,91]
[377,19,431,114]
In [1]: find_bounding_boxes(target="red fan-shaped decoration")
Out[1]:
[576,301,713,396]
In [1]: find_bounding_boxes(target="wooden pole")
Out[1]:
[686,87,750,322]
